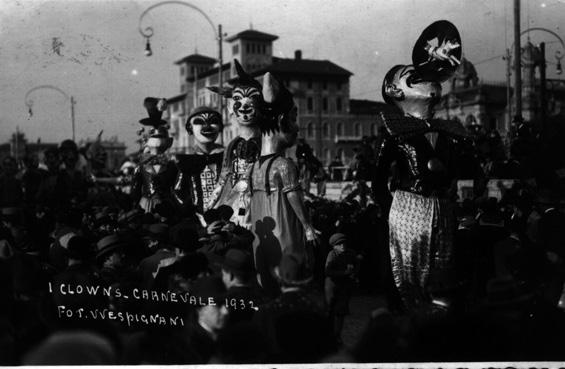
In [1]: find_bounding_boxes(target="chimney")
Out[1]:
[294,50,302,60]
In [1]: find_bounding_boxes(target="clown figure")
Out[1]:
[248,72,319,296]
[174,106,224,213]
[374,21,469,310]
[206,60,263,225]
[131,97,178,214]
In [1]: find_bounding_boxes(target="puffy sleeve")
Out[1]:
[279,158,301,193]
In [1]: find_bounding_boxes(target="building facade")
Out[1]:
[435,54,565,136]
[165,28,382,165]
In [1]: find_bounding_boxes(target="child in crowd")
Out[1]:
[324,233,360,344]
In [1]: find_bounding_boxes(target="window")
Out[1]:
[324,148,331,163]
[246,44,250,53]
[262,44,266,54]
[232,44,239,54]
[337,148,344,162]
[307,97,313,112]
[336,122,343,136]
[307,80,312,89]
[322,97,328,112]
[323,122,330,138]
[355,123,362,137]
[337,82,342,91]
[307,122,314,138]
[336,97,342,112]
[180,65,185,76]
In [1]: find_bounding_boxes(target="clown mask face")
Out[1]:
[385,65,442,120]
[230,86,263,126]
[145,136,172,155]
[189,113,222,144]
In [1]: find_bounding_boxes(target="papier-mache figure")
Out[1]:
[131,97,178,213]
[206,60,263,224]
[248,72,319,296]
[174,106,224,213]
[375,21,469,310]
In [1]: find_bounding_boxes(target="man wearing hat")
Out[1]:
[96,234,127,285]
[138,223,176,288]
[253,253,334,362]
[174,106,224,214]
[131,97,178,214]
[221,249,265,326]
[187,275,229,363]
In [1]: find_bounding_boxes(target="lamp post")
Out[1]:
[25,85,76,141]
[505,27,564,137]
[138,1,226,142]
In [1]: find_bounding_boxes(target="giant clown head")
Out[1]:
[207,59,265,127]
[139,97,172,155]
[185,106,223,145]
[382,20,462,120]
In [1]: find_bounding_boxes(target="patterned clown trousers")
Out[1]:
[388,190,456,310]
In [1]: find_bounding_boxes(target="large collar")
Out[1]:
[380,112,470,139]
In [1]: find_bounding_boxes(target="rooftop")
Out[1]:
[252,57,353,79]
[225,29,279,42]
[175,53,217,65]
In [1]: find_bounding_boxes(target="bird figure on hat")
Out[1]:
[374,20,481,312]
[246,72,319,297]
[173,105,225,213]
[131,97,179,214]
[205,59,265,225]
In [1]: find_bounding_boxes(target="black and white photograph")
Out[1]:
[1,0,565,366]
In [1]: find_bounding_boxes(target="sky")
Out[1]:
[1,0,564,152]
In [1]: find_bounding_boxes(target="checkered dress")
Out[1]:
[388,190,456,309]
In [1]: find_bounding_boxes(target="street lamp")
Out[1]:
[25,85,76,141]
[138,1,227,138]
[505,27,565,136]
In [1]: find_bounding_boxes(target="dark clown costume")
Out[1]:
[374,21,469,310]
[131,97,178,213]
[174,106,224,213]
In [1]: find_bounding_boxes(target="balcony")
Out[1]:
[334,134,362,143]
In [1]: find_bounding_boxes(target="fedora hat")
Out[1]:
[96,234,126,261]
[67,235,95,261]
[222,249,254,277]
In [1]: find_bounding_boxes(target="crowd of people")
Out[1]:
[0,133,563,364]
[1,18,565,364]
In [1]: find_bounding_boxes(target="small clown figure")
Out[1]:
[206,59,263,225]
[375,21,469,310]
[174,106,224,213]
[131,97,178,213]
